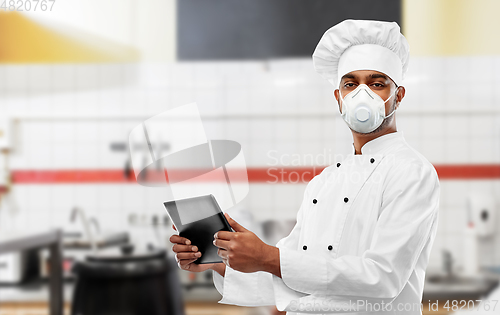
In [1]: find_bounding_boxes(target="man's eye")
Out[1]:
[344,83,356,88]
[371,83,384,88]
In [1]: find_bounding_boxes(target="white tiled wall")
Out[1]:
[0,57,499,271]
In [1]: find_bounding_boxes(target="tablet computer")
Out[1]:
[163,194,233,264]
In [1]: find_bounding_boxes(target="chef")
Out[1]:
[170,19,440,314]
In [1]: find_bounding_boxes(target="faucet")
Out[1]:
[442,249,454,278]
[88,217,101,235]
[70,207,98,253]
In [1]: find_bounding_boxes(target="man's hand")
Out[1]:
[170,234,214,272]
[214,213,281,277]
[169,225,225,275]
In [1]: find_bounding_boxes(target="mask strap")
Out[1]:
[385,106,397,118]
[337,89,345,102]
[383,87,397,103]
[384,87,399,118]
[336,89,346,115]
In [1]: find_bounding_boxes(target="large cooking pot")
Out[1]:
[71,245,184,315]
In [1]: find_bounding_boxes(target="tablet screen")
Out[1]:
[164,194,222,227]
[163,194,233,264]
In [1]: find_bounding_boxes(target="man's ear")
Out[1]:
[333,89,342,113]
[395,86,405,110]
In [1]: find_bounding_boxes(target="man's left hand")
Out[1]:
[214,213,280,276]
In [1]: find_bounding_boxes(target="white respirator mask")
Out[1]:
[338,84,398,134]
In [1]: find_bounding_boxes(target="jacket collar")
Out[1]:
[351,131,405,156]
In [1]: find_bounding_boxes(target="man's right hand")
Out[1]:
[169,225,225,276]
[170,234,214,272]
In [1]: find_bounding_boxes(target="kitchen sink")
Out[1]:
[428,275,495,285]
[63,231,129,250]
[423,273,500,300]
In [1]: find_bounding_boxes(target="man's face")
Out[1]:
[333,70,405,134]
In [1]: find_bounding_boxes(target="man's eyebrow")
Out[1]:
[369,73,388,80]
[341,74,356,80]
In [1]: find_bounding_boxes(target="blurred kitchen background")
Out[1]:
[1,0,500,314]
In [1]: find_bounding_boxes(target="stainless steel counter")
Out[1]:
[0,229,64,315]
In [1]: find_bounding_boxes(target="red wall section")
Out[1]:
[10,165,500,184]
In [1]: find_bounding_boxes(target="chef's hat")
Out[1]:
[312,19,410,87]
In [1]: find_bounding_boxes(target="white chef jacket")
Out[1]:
[213,131,440,315]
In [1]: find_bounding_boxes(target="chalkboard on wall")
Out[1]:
[177,0,402,60]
